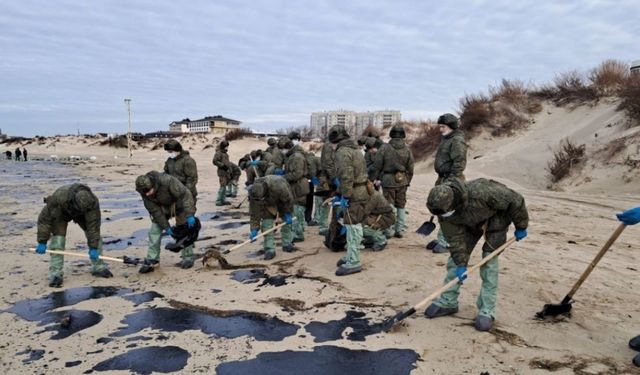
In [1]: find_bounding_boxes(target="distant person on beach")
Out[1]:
[22,147,28,161]
[14,147,21,161]
[35,184,113,288]
[616,206,640,367]
[4,150,11,160]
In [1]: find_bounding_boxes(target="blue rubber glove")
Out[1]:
[617,207,640,226]
[187,216,196,228]
[274,168,284,176]
[250,229,259,242]
[36,243,47,254]
[332,178,340,189]
[311,176,320,186]
[89,248,99,261]
[339,225,347,236]
[284,213,293,225]
[163,227,174,237]
[455,266,468,283]
[332,195,342,206]
[514,228,528,241]
[250,160,259,167]
[340,197,349,209]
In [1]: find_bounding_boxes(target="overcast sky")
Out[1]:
[1,0,638,136]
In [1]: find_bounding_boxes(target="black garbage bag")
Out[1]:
[165,217,201,252]
[324,211,346,252]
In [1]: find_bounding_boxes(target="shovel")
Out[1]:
[222,217,296,255]
[33,249,142,265]
[380,237,517,331]
[234,195,248,209]
[416,215,436,236]
[536,223,626,319]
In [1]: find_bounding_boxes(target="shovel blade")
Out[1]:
[536,302,573,319]
[381,307,416,332]
[122,256,142,266]
[416,222,436,236]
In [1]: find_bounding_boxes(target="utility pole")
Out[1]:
[124,98,132,158]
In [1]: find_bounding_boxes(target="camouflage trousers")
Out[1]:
[147,222,194,262]
[362,226,387,246]
[48,235,108,279]
[339,224,363,269]
[293,205,306,241]
[313,196,329,232]
[261,218,293,255]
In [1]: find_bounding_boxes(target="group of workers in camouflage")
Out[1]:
[31,113,639,365]
[4,147,27,161]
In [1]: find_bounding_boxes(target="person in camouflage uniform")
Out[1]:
[248,175,296,259]
[163,139,198,203]
[362,189,396,251]
[212,140,231,206]
[424,177,529,331]
[226,162,242,198]
[280,136,308,243]
[371,124,414,238]
[329,125,369,276]
[35,184,112,287]
[315,137,337,236]
[263,137,285,174]
[428,113,468,253]
[307,152,322,226]
[287,131,319,224]
[135,171,197,272]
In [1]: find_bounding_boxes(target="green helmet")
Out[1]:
[365,137,376,149]
[437,113,459,129]
[277,136,293,149]
[357,136,367,146]
[389,125,406,139]
[427,185,454,215]
[267,137,277,147]
[288,131,301,141]
[135,174,153,194]
[220,140,229,149]
[73,189,97,211]
[249,180,267,201]
[163,139,182,152]
[328,125,349,144]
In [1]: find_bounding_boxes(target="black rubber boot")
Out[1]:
[371,243,387,252]
[335,265,362,276]
[633,353,639,367]
[432,244,449,254]
[630,335,640,351]
[424,303,458,318]
[475,315,494,332]
[426,240,438,250]
[282,244,297,253]
[48,276,63,288]
[176,259,194,269]
[336,258,346,267]
[139,259,159,274]
[91,268,114,278]
[307,220,319,226]
[263,251,276,261]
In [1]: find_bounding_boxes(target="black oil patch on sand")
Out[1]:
[111,307,299,341]
[305,310,386,342]
[92,346,190,374]
[215,345,419,375]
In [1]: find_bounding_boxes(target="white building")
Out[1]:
[310,110,401,137]
[631,60,640,75]
[169,116,241,135]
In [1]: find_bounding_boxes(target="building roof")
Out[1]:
[192,115,241,125]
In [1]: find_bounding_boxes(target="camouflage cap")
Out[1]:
[249,180,267,201]
[365,137,377,148]
[437,113,459,129]
[327,125,349,144]
[427,185,454,215]
[288,131,302,141]
[220,140,229,148]
[277,136,293,149]
[267,137,277,146]
[163,139,183,152]
[389,125,406,139]
[357,136,367,146]
[74,189,97,211]
[135,174,153,193]
[250,149,261,159]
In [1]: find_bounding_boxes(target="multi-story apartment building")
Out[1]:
[310,110,401,137]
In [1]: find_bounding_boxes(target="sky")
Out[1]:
[1,0,638,136]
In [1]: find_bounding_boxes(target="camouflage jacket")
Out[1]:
[306,153,321,179]
[37,184,101,248]
[363,190,395,230]
[283,145,309,203]
[434,129,467,182]
[264,145,285,170]
[229,162,241,181]
[164,150,198,198]
[371,138,414,188]
[438,178,529,266]
[139,171,196,230]
[318,141,337,191]
[212,147,230,178]
[334,139,369,202]
[249,175,294,230]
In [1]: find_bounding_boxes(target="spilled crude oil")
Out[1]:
[91,346,190,374]
[16,348,45,364]
[35,309,103,339]
[100,228,149,250]
[111,306,299,341]
[65,360,82,367]
[121,291,164,306]
[230,269,289,287]
[215,345,419,375]
[201,211,247,221]
[214,220,250,230]
[305,310,386,342]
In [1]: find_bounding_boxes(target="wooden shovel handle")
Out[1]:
[414,237,517,311]
[566,223,626,299]
[31,248,125,263]
[225,218,296,254]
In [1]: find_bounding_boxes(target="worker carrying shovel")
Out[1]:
[35,184,113,288]
[424,177,529,331]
